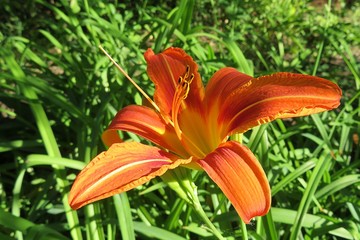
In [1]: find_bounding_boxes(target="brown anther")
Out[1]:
[176,65,193,100]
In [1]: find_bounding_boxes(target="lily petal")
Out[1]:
[102,105,188,157]
[166,68,252,158]
[203,68,254,147]
[205,67,253,109]
[144,47,204,118]
[69,142,191,209]
[218,72,341,136]
[197,141,271,223]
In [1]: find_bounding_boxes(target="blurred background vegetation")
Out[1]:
[1,0,359,239]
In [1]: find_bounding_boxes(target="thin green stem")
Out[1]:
[163,168,225,239]
[240,219,248,240]
[191,196,226,240]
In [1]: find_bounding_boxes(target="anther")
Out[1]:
[189,73,194,83]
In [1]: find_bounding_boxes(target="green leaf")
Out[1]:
[272,208,357,240]
[113,193,135,240]
[0,208,69,240]
[133,222,186,240]
[315,174,360,199]
[289,155,332,240]
[223,39,253,76]
[26,154,86,170]
[272,159,316,196]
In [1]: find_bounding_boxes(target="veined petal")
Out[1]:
[144,47,205,118]
[69,142,191,209]
[102,105,188,157]
[219,72,342,136]
[197,141,271,223]
[205,67,253,108]
[203,68,253,147]
[177,107,214,158]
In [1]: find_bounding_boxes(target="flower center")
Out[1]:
[172,65,194,134]
[171,66,209,158]
[177,65,194,100]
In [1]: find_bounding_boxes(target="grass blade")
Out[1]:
[272,159,316,196]
[315,174,360,199]
[113,193,135,240]
[133,222,186,240]
[3,50,82,240]
[272,208,356,239]
[289,155,332,240]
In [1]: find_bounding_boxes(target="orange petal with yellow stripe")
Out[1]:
[102,105,188,157]
[205,67,253,110]
[197,141,271,223]
[215,72,341,136]
[144,47,204,118]
[69,142,191,209]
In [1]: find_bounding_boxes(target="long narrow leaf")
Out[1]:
[133,222,186,240]
[272,208,356,239]
[113,193,135,240]
[315,174,360,199]
[289,155,332,240]
[4,51,82,240]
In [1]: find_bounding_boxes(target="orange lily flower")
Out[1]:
[69,47,341,223]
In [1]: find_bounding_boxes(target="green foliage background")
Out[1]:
[1,0,359,239]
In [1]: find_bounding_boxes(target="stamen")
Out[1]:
[183,74,194,99]
[175,66,194,101]
[184,65,190,79]
[100,47,206,157]
[171,66,207,158]
[172,65,193,133]
[99,45,161,114]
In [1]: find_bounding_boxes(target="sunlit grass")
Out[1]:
[1,0,359,239]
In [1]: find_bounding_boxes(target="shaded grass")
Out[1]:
[1,0,359,239]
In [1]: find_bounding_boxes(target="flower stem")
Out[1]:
[190,194,226,240]
[162,168,225,239]
[240,219,248,240]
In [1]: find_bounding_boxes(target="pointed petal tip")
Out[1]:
[68,191,84,210]
[68,142,191,209]
[144,48,155,61]
[220,72,342,135]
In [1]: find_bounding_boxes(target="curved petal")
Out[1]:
[176,107,211,159]
[218,72,342,136]
[102,105,188,157]
[205,67,253,109]
[69,142,192,209]
[197,141,271,223]
[144,47,204,118]
[202,68,253,148]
